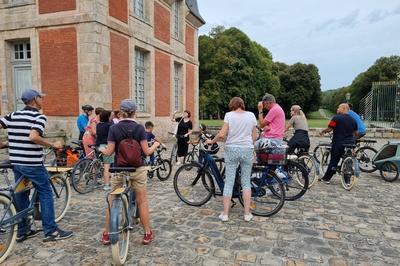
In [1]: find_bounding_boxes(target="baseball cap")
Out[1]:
[21,89,46,104]
[120,99,137,112]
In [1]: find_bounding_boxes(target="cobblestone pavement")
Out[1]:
[4,138,400,265]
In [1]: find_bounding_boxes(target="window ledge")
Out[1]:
[136,112,151,118]
[130,13,152,27]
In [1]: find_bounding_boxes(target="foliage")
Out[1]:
[199,26,321,118]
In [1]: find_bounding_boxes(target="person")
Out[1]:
[0,88,73,242]
[206,97,257,222]
[347,103,366,139]
[111,109,120,124]
[82,107,104,158]
[171,110,193,165]
[285,105,310,154]
[100,99,160,245]
[77,105,94,140]
[96,110,114,191]
[144,121,156,165]
[319,103,357,184]
[257,93,285,143]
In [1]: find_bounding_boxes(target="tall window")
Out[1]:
[174,63,182,111]
[134,0,144,18]
[13,42,31,61]
[135,50,146,112]
[172,1,181,39]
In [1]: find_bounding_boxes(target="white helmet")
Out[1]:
[199,138,219,155]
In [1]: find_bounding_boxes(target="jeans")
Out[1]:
[13,165,57,236]
[224,146,253,196]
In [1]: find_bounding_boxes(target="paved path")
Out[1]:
[4,138,400,265]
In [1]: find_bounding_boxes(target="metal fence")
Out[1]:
[359,80,400,128]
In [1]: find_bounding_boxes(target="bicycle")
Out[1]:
[0,161,71,263]
[320,144,361,190]
[107,166,139,265]
[184,140,223,172]
[173,148,286,217]
[70,144,104,194]
[146,143,172,181]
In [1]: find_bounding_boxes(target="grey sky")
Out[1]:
[197,0,400,90]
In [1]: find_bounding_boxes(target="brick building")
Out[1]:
[0,0,204,139]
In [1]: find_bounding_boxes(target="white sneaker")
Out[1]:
[103,184,111,191]
[244,213,253,222]
[218,213,229,222]
[176,161,181,166]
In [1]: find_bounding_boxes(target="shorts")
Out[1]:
[110,166,149,190]
[99,144,115,164]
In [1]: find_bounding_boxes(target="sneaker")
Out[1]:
[319,178,330,184]
[16,229,40,243]
[244,213,254,222]
[142,230,154,245]
[43,228,73,242]
[100,231,110,245]
[176,161,181,166]
[103,184,111,191]
[218,213,229,222]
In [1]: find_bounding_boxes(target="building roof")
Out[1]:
[186,0,205,25]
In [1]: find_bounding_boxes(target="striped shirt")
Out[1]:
[0,107,47,166]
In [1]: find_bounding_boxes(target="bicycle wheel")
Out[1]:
[320,151,331,174]
[297,155,319,188]
[341,157,358,190]
[355,146,377,173]
[173,163,214,206]
[71,158,91,193]
[170,144,178,163]
[0,194,17,264]
[239,167,285,217]
[43,147,57,167]
[50,174,71,222]
[110,195,130,265]
[312,145,322,164]
[156,159,172,181]
[280,160,309,200]
[379,161,399,182]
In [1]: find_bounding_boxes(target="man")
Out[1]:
[0,89,73,242]
[348,103,366,139]
[76,104,93,140]
[319,103,358,184]
[100,99,160,245]
[257,93,285,143]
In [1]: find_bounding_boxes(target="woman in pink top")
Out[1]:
[82,107,104,157]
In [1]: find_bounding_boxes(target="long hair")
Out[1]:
[290,105,306,119]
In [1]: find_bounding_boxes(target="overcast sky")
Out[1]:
[197,0,400,90]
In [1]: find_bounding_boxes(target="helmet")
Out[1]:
[199,138,219,155]
[82,105,94,111]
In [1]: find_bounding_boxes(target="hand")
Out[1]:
[153,141,161,148]
[52,141,63,149]
[257,101,264,112]
[319,131,324,137]
[205,139,213,145]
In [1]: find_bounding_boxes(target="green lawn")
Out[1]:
[201,118,329,128]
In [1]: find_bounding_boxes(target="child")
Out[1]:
[96,110,114,191]
[145,121,156,165]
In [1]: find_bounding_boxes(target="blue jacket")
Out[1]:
[77,114,89,133]
[347,110,366,134]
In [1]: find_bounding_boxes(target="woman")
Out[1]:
[82,107,104,158]
[96,110,114,191]
[171,110,193,165]
[285,105,310,154]
[206,97,257,222]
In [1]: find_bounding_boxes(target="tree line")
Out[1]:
[199,26,321,119]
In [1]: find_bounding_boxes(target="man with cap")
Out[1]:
[100,99,160,245]
[0,88,73,242]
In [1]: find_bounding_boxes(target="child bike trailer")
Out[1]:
[372,141,400,182]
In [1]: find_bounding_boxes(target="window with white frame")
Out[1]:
[172,1,181,39]
[133,0,144,18]
[135,49,146,112]
[13,42,31,61]
[174,63,183,111]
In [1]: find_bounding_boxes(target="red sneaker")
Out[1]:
[142,230,154,245]
[100,231,110,245]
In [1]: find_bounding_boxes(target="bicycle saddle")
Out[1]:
[109,167,137,173]
[343,144,356,148]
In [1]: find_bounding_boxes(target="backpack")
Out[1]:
[116,129,144,167]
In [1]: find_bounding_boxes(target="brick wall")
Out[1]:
[110,32,130,109]
[186,63,195,122]
[154,2,170,44]
[185,25,195,56]
[155,50,170,116]
[109,0,128,23]
[39,27,79,116]
[38,0,76,14]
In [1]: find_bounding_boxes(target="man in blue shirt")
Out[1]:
[347,103,366,139]
[76,105,93,140]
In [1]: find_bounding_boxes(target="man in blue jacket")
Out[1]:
[76,105,93,140]
[348,103,366,139]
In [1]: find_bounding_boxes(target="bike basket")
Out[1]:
[256,147,287,165]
